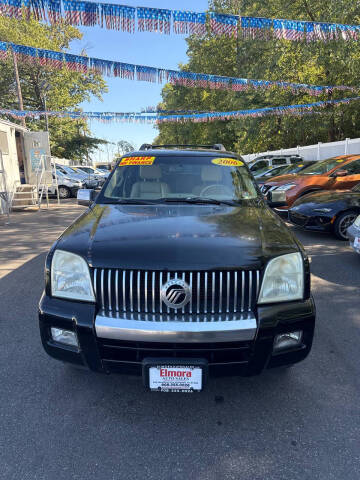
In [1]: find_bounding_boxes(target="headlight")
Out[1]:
[314,208,333,213]
[276,184,296,192]
[51,250,95,302]
[354,215,360,228]
[258,252,304,304]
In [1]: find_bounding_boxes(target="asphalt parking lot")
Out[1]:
[1,202,360,480]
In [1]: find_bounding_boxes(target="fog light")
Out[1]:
[51,328,78,347]
[273,331,303,352]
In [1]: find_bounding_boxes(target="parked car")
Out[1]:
[248,154,303,177]
[347,214,360,253]
[289,183,360,240]
[95,163,112,177]
[262,155,360,214]
[47,166,83,199]
[39,144,315,391]
[256,161,316,187]
[56,164,98,189]
[72,165,106,187]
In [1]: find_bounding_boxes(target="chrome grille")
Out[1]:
[93,269,261,316]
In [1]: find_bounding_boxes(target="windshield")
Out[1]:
[77,167,94,174]
[99,155,259,204]
[301,157,348,175]
[278,163,312,175]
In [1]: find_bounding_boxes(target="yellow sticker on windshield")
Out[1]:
[336,159,345,163]
[298,164,304,167]
[212,158,244,167]
[120,156,155,166]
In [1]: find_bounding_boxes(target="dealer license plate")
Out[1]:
[148,365,203,393]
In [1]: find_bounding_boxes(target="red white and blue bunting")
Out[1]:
[0,0,360,42]
[2,97,360,124]
[0,41,356,95]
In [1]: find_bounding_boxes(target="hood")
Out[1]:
[291,189,360,209]
[56,203,299,271]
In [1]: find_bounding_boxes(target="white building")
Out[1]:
[0,118,51,215]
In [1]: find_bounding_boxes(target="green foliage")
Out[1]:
[156,0,360,154]
[0,16,108,161]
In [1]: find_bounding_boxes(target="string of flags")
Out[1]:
[0,41,356,95]
[1,97,359,124]
[0,0,360,42]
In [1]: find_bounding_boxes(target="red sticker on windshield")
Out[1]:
[120,156,155,166]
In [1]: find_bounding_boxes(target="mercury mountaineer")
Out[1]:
[39,145,316,393]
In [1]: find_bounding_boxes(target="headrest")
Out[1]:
[140,165,162,180]
[201,166,222,182]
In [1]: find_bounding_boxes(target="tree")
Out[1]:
[0,16,108,161]
[116,140,135,156]
[155,0,360,154]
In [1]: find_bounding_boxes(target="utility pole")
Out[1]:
[11,47,26,129]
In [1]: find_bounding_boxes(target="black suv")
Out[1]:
[39,145,315,393]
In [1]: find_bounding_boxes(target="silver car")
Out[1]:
[56,164,98,189]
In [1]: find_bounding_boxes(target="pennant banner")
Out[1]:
[0,41,356,95]
[1,97,359,124]
[1,0,360,43]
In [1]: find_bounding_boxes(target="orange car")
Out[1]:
[262,155,360,211]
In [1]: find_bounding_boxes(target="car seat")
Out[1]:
[130,165,170,199]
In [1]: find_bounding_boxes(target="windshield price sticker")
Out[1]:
[212,158,244,167]
[336,159,345,163]
[120,156,156,166]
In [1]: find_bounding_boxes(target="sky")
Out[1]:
[69,0,209,161]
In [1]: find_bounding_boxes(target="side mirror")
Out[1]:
[77,189,97,206]
[331,169,348,178]
[267,190,288,208]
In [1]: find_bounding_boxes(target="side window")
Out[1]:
[290,157,300,164]
[250,161,268,172]
[342,160,360,175]
[272,158,287,166]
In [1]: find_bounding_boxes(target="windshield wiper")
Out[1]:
[158,197,239,206]
[102,199,156,205]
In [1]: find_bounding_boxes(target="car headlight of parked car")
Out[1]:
[51,250,95,302]
[258,253,304,304]
[275,184,297,192]
[354,215,360,228]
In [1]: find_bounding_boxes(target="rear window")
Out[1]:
[100,155,258,202]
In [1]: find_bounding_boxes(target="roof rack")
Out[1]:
[139,143,227,152]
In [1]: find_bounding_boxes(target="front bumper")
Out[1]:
[288,211,333,232]
[347,224,360,254]
[39,294,316,377]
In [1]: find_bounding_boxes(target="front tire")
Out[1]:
[333,210,358,240]
[58,186,71,199]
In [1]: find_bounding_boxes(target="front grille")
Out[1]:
[98,339,253,366]
[92,269,261,317]
[289,212,308,227]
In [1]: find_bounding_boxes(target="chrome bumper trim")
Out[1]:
[95,313,257,343]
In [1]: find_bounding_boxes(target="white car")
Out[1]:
[48,169,83,199]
